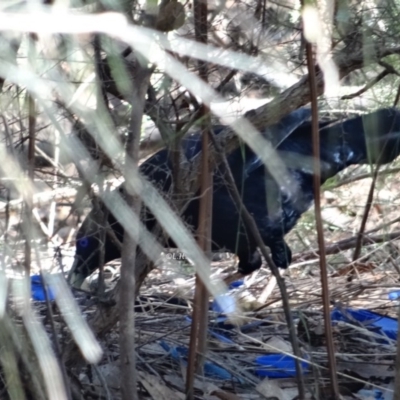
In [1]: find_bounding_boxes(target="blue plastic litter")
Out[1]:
[31,275,55,301]
[209,330,235,344]
[180,316,310,379]
[388,290,400,301]
[211,280,243,313]
[255,353,310,378]
[159,340,235,380]
[228,280,244,289]
[331,308,397,341]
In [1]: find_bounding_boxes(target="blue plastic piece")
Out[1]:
[229,280,244,289]
[388,290,400,300]
[159,340,236,380]
[31,275,55,301]
[208,329,235,344]
[331,308,397,341]
[255,354,310,378]
[211,280,243,314]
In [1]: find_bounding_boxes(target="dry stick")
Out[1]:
[208,134,306,399]
[194,0,212,378]
[330,166,400,189]
[304,40,340,399]
[352,166,380,262]
[119,63,151,400]
[186,1,211,398]
[342,60,400,101]
[25,93,35,277]
[186,119,212,399]
[341,69,391,100]
[195,120,213,370]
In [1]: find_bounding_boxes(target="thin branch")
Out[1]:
[186,1,212,397]
[292,230,400,263]
[341,69,391,100]
[352,166,380,262]
[304,7,340,399]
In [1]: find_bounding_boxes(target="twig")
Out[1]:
[341,69,391,100]
[304,14,339,399]
[186,1,212,398]
[352,166,380,262]
[328,166,400,189]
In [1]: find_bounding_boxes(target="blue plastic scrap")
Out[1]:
[31,274,55,301]
[254,354,310,378]
[177,280,312,380]
[388,290,400,301]
[331,307,397,341]
[211,280,243,313]
[208,329,235,344]
[228,280,244,290]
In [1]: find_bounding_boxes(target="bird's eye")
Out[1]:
[78,237,89,248]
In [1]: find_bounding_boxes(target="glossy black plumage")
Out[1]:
[70,107,400,288]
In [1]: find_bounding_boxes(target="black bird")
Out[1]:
[69,107,400,288]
